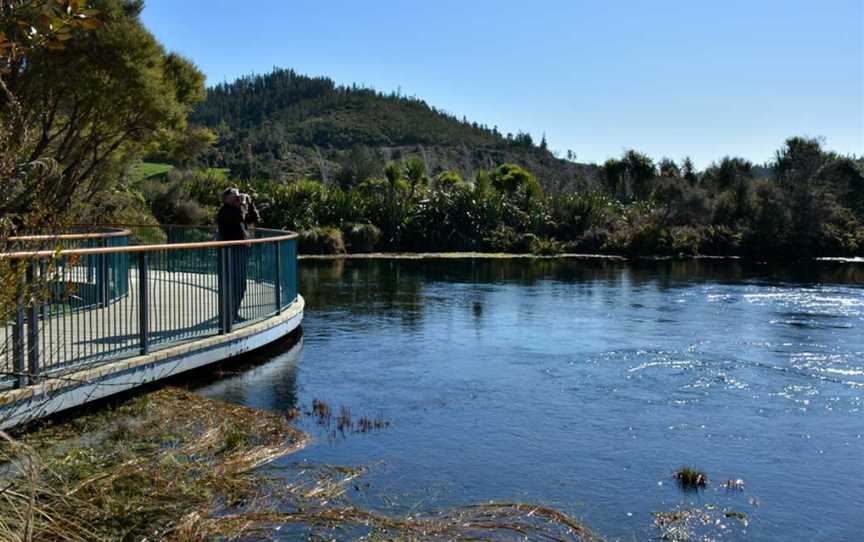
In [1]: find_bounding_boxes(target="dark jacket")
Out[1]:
[217,203,260,241]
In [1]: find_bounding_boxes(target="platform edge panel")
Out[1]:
[0,296,304,429]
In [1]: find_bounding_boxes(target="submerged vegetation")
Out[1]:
[0,388,602,541]
[675,467,708,490]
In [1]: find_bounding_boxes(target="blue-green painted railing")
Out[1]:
[1,226,299,390]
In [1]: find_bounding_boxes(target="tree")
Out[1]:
[384,161,402,193]
[491,163,535,194]
[2,0,206,222]
[775,137,824,187]
[703,157,753,191]
[659,158,680,178]
[433,170,464,190]
[600,150,656,201]
[403,157,427,198]
[681,157,698,185]
[1,0,104,230]
[335,146,382,189]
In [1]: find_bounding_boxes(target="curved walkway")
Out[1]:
[0,225,303,428]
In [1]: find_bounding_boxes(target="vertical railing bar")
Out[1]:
[226,247,234,333]
[275,242,282,314]
[26,260,40,384]
[217,247,226,334]
[138,253,149,355]
[12,262,25,389]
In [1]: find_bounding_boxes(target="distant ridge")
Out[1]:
[191,68,596,191]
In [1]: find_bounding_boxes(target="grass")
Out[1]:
[0,388,603,541]
[129,162,231,183]
[130,161,175,182]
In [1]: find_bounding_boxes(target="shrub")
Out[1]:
[669,226,704,255]
[267,179,328,231]
[343,223,382,253]
[485,225,521,252]
[298,227,346,255]
[576,227,611,253]
[529,237,563,255]
[702,225,742,255]
[432,170,465,191]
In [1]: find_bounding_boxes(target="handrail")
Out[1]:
[1,228,298,259]
[1,224,300,390]
[8,228,133,242]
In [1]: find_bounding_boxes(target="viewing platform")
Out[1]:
[0,225,303,429]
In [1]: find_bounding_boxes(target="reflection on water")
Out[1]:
[195,258,864,541]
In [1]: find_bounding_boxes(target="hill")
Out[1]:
[190,68,596,192]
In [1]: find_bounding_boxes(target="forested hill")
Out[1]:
[191,68,595,190]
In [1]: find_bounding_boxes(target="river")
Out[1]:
[194,258,864,541]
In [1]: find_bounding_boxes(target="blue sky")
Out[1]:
[142,0,863,167]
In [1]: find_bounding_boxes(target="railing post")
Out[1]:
[274,242,282,314]
[97,238,109,307]
[26,260,40,384]
[12,262,26,389]
[226,247,234,333]
[138,253,149,355]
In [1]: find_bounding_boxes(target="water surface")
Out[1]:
[195,259,864,541]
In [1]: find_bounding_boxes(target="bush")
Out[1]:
[702,225,742,255]
[669,226,704,255]
[343,223,381,253]
[575,227,610,253]
[485,225,521,252]
[298,227,346,255]
[529,237,563,255]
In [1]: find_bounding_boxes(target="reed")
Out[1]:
[0,388,602,541]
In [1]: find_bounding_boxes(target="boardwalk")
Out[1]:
[0,225,301,427]
[2,269,280,389]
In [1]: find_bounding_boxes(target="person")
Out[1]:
[216,188,260,322]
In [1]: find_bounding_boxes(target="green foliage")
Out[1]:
[491,163,535,194]
[188,68,597,192]
[298,227,346,255]
[486,225,522,252]
[145,133,864,260]
[529,237,563,255]
[601,150,657,201]
[2,0,206,227]
[403,157,428,196]
[132,162,175,182]
[433,170,465,190]
[266,179,328,231]
[343,223,382,253]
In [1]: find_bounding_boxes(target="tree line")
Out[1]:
[147,137,864,258]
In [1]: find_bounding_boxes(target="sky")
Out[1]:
[141,0,863,167]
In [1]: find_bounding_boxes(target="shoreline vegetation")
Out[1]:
[0,388,603,542]
[139,134,864,262]
[299,251,864,263]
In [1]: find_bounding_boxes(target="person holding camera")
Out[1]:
[217,187,260,322]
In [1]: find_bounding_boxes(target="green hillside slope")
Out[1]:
[191,68,596,191]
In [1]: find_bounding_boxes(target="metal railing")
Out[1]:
[0,225,299,390]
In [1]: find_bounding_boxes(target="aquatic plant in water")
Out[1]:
[675,466,708,490]
[0,388,601,541]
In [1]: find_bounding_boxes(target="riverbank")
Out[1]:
[0,387,602,541]
[300,251,864,264]
[301,251,624,261]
